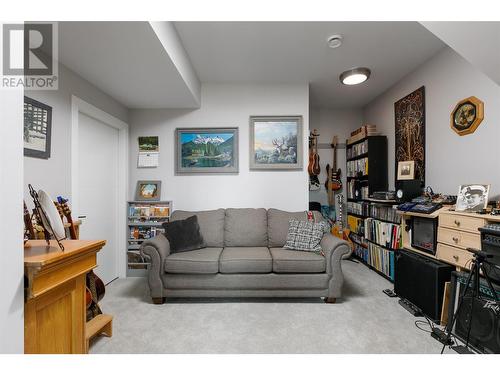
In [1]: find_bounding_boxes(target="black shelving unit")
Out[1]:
[345,135,400,281]
[345,136,387,201]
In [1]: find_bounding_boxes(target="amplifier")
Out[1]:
[395,250,453,321]
[447,271,500,354]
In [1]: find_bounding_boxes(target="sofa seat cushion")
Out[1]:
[164,248,223,274]
[270,248,326,273]
[219,247,272,274]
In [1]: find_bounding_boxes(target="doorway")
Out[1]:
[71,96,128,283]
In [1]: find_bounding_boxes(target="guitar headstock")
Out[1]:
[57,196,72,217]
[331,136,338,148]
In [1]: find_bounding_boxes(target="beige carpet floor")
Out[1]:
[90,259,453,354]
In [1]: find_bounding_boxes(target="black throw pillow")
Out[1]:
[162,215,206,253]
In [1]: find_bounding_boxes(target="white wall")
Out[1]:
[363,47,500,198]
[0,28,24,351]
[309,107,363,206]
[24,63,129,204]
[129,83,310,211]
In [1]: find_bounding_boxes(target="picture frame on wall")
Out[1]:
[135,180,162,201]
[249,115,303,170]
[24,96,52,159]
[455,184,490,212]
[397,160,415,180]
[175,127,239,174]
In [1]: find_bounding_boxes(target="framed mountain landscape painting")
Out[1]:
[175,128,239,174]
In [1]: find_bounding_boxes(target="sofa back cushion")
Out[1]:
[171,209,225,247]
[224,208,268,247]
[267,209,323,247]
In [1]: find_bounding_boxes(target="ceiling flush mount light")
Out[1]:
[339,67,371,85]
[327,34,343,49]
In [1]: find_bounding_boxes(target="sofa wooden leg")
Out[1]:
[325,297,337,304]
[152,297,165,304]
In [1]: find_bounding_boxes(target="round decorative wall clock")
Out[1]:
[450,96,484,136]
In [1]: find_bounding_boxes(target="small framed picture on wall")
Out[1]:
[397,160,415,180]
[135,180,162,201]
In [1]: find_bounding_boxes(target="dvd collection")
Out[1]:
[369,204,401,223]
[346,157,368,177]
[129,226,163,240]
[346,139,368,159]
[346,181,369,200]
[128,204,169,218]
[347,201,370,216]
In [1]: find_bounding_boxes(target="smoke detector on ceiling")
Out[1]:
[327,34,343,49]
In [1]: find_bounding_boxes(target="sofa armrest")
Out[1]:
[321,233,351,299]
[140,234,170,298]
[321,232,351,274]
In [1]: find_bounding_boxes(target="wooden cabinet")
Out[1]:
[436,211,487,269]
[24,240,105,354]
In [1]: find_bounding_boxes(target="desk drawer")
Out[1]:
[438,227,481,250]
[439,213,485,233]
[436,243,473,269]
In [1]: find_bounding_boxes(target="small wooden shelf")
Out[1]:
[85,314,113,353]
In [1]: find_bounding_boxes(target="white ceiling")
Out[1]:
[58,22,200,108]
[174,21,446,108]
[422,21,500,86]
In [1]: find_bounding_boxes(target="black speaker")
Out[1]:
[395,250,453,321]
[447,271,500,354]
[395,179,422,202]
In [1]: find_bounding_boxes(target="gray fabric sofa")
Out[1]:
[140,208,351,304]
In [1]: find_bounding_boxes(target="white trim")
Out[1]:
[71,95,129,279]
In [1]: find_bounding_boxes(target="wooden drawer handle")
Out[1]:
[452,237,459,243]
[453,255,459,261]
[454,220,461,226]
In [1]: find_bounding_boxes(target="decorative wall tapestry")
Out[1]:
[394,86,425,185]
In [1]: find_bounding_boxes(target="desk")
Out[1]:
[24,239,105,354]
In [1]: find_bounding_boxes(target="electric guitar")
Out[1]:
[331,194,353,249]
[324,136,342,192]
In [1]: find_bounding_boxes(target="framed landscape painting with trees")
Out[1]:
[175,128,239,174]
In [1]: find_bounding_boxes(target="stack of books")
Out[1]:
[367,242,395,280]
[347,125,378,145]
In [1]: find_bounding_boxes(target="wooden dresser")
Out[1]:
[436,211,486,269]
[24,239,106,354]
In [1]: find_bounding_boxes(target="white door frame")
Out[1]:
[71,95,129,279]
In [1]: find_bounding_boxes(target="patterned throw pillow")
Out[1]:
[283,219,328,254]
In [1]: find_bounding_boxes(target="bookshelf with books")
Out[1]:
[345,135,387,202]
[127,201,172,276]
[348,201,402,282]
